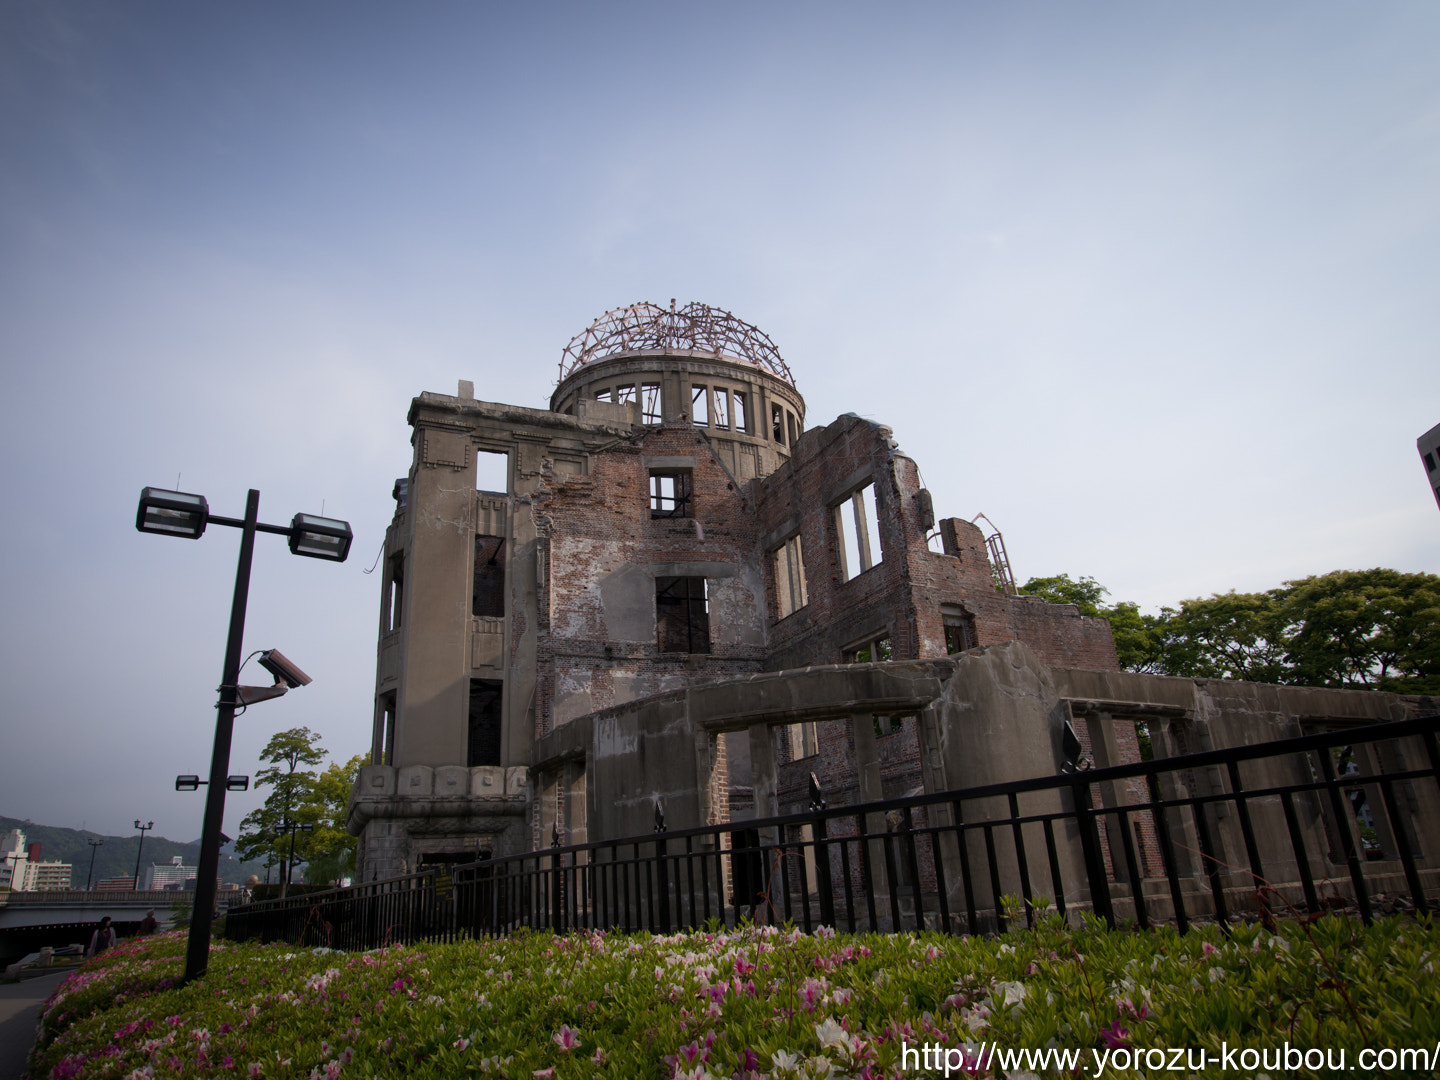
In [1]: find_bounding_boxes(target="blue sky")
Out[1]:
[1,3,1436,846]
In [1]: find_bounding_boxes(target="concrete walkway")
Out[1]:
[0,970,69,1080]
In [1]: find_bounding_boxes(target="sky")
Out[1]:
[1,3,1437,847]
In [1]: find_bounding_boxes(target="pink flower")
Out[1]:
[1100,1019,1130,1049]
[1202,942,1218,958]
[590,1048,607,1064]
[453,1037,470,1051]
[552,1024,581,1051]
[532,1070,554,1079]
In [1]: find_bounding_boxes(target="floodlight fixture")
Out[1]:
[136,488,209,539]
[226,775,250,791]
[176,775,201,791]
[288,513,353,562]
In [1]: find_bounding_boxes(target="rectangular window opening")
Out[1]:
[594,387,613,403]
[476,449,509,494]
[656,576,710,653]
[773,534,808,619]
[641,383,662,424]
[845,636,893,664]
[616,384,636,405]
[378,691,397,766]
[942,604,976,653]
[650,469,693,518]
[692,385,709,426]
[733,391,749,433]
[785,721,820,761]
[712,389,730,430]
[1426,450,1437,473]
[835,482,882,581]
[771,403,786,445]
[467,679,503,768]
[787,410,798,447]
[473,535,506,617]
[872,714,910,738]
[386,553,404,632]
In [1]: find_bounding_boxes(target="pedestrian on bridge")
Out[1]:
[87,916,116,958]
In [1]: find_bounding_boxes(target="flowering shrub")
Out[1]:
[25,913,1440,1079]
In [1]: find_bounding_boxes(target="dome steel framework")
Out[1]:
[559,301,793,386]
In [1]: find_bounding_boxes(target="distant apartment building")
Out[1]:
[29,861,72,891]
[95,876,137,891]
[145,855,197,891]
[1419,422,1440,512]
[0,830,66,890]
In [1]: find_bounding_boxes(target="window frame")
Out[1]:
[655,575,711,654]
[649,469,694,519]
[772,533,809,620]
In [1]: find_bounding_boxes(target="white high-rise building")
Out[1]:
[1,829,29,890]
[145,855,197,891]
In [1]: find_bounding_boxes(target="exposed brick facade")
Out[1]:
[348,304,1123,880]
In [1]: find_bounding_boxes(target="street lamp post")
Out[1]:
[132,821,154,892]
[280,819,315,898]
[136,487,351,982]
[85,839,104,891]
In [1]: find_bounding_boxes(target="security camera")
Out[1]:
[258,649,312,689]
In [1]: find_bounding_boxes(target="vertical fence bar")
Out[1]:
[1224,760,1266,891]
[952,802,978,936]
[1042,818,1066,919]
[1191,796,1229,929]
[1006,793,1035,928]
[1378,778,1428,915]
[1317,749,1373,925]
[1115,809,1148,930]
[902,807,924,932]
[814,815,836,929]
[1147,782,1188,934]
[1071,778,1112,928]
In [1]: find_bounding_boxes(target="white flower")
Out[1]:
[814,1017,847,1051]
[771,1048,800,1072]
[991,980,1027,1008]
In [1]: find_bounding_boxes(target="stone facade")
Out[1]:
[347,303,1124,880]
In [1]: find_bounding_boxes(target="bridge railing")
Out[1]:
[225,714,1440,949]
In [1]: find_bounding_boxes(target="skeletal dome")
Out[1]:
[557,301,794,387]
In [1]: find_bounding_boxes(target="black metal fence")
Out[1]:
[226,714,1440,948]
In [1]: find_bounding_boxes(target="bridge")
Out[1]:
[0,890,246,965]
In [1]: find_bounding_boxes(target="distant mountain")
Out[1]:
[0,815,266,887]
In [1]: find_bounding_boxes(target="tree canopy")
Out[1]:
[236,728,366,890]
[1019,568,1440,693]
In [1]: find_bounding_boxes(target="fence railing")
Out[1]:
[226,714,1440,948]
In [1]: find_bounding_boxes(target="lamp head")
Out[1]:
[136,488,208,539]
[288,513,353,562]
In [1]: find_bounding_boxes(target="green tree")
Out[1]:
[1150,588,1291,683]
[1024,568,1440,691]
[296,753,368,886]
[1282,569,1440,692]
[236,727,326,896]
[1017,573,1108,616]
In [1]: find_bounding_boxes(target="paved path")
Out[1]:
[0,971,69,1080]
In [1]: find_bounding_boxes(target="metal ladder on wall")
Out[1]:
[970,513,1017,595]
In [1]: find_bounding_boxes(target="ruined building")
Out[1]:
[347,302,1121,879]
[347,304,1438,920]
